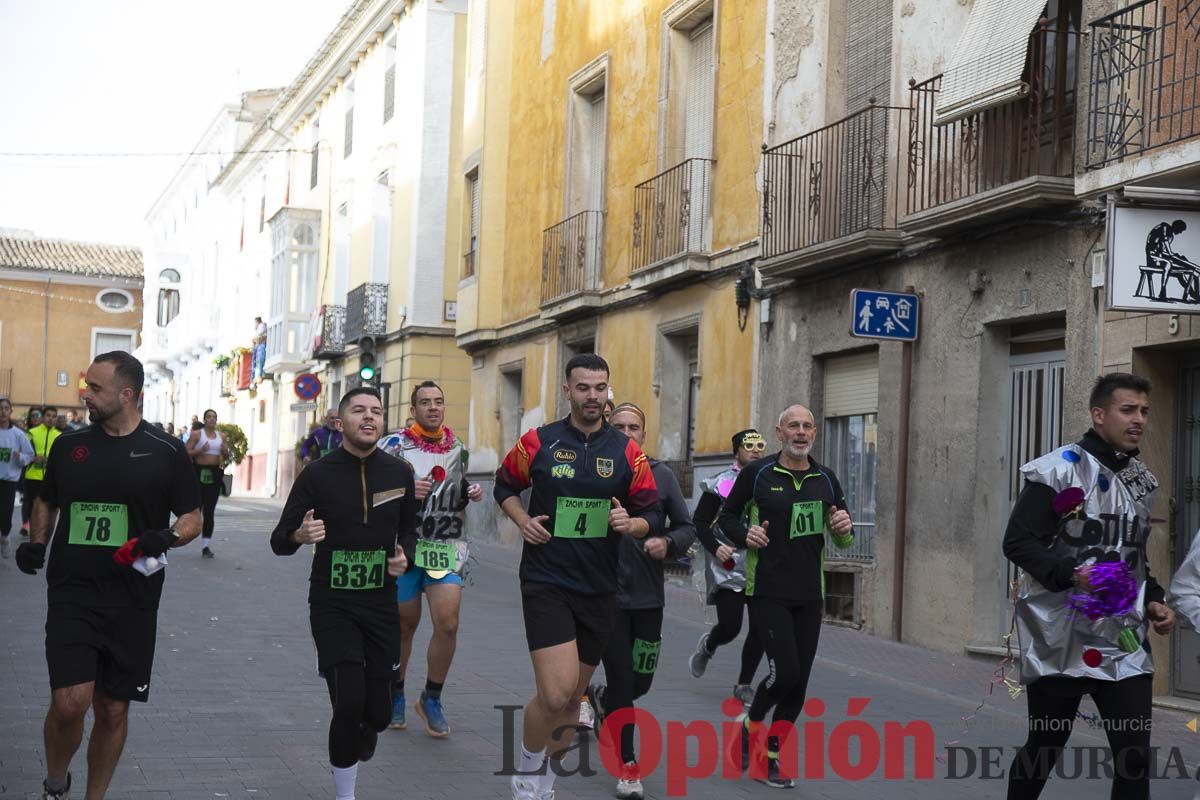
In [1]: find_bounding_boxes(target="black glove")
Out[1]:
[15,542,46,575]
[136,529,176,558]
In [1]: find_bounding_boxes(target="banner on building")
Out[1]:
[1107,202,1200,314]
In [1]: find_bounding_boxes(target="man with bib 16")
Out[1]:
[495,353,662,800]
[380,380,484,737]
[18,351,202,800]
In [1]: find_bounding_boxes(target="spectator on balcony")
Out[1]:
[301,410,344,466]
[252,316,268,381]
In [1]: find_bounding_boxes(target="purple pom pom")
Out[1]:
[1067,561,1138,621]
[1053,487,1086,515]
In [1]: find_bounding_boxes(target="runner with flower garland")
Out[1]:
[380,380,484,737]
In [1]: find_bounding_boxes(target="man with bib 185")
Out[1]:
[495,353,662,800]
[380,380,484,737]
[17,351,202,800]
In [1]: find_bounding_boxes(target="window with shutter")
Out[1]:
[344,80,355,159]
[334,203,350,300]
[586,93,606,212]
[683,22,714,161]
[310,119,320,189]
[371,172,391,284]
[384,37,397,123]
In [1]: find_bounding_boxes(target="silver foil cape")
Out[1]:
[700,465,747,600]
[381,431,470,573]
[1168,529,1200,631]
[1015,444,1155,684]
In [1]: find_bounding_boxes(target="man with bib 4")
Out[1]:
[271,387,417,800]
[1003,374,1175,800]
[495,354,662,800]
[380,380,484,737]
[17,352,202,800]
[719,404,854,789]
[584,402,695,800]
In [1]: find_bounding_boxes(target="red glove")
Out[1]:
[113,538,140,566]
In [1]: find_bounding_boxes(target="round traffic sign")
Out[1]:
[294,373,322,401]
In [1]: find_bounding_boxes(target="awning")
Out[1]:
[934,0,1048,126]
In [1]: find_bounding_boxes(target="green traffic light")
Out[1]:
[359,365,376,381]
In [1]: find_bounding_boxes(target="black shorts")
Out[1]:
[45,603,158,702]
[310,601,400,679]
[521,581,616,666]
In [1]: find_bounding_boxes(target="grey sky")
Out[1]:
[0,0,348,246]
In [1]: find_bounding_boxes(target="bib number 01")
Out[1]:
[68,502,129,547]
[553,497,610,539]
[790,500,825,539]
[330,550,386,590]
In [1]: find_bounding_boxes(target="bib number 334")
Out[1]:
[330,550,386,590]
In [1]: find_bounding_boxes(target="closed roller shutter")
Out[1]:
[823,350,879,418]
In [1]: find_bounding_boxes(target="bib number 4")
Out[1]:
[553,497,610,539]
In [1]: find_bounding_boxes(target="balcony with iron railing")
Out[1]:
[1086,0,1200,171]
[759,103,907,278]
[344,283,389,344]
[540,210,604,319]
[307,303,346,360]
[630,158,714,289]
[904,22,1078,236]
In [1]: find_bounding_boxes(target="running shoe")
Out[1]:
[688,632,713,678]
[584,683,605,736]
[577,694,595,729]
[42,773,71,800]
[389,690,407,729]
[510,774,539,800]
[0,537,9,559]
[201,546,214,559]
[734,683,755,706]
[756,753,796,789]
[416,691,450,737]
[615,761,644,799]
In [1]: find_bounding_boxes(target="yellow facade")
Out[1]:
[458,0,766,474]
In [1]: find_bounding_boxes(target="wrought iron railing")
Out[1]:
[541,211,604,304]
[312,304,346,359]
[631,158,714,270]
[907,24,1077,216]
[761,103,906,260]
[825,524,875,563]
[1087,0,1200,168]
[344,283,388,343]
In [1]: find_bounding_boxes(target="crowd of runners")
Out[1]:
[6,350,1200,800]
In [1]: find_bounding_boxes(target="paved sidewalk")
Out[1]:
[1,499,1198,798]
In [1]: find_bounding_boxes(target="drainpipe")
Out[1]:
[892,285,915,642]
[41,277,51,405]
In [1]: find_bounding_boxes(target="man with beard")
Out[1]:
[271,387,417,800]
[17,351,202,799]
[1003,373,1175,800]
[380,380,484,737]
[720,405,854,788]
[496,354,662,800]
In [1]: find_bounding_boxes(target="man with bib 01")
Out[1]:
[495,354,662,800]
[271,387,416,800]
[17,352,202,800]
[1004,373,1176,800]
[380,380,484,737]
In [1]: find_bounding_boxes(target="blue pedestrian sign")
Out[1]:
[849,289,920,342]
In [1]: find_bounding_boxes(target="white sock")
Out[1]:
[201,537,211,548]
[332,763,357,800]
[538,759,558,794]
[518,743,545,776]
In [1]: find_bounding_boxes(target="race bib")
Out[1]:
[632,638,661,674]
[414,538,456,572]
[330,549,386,590]
[554,497,610,539]
[68,502,129,547]
[199,468,215,485]
[790,500,824,539]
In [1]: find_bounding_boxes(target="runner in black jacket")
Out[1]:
[586,403,695,800]
[270,387,417,800]
[495,355,662,800]
[718,404,854,788]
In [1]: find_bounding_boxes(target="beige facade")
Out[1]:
[0,235,142,418]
